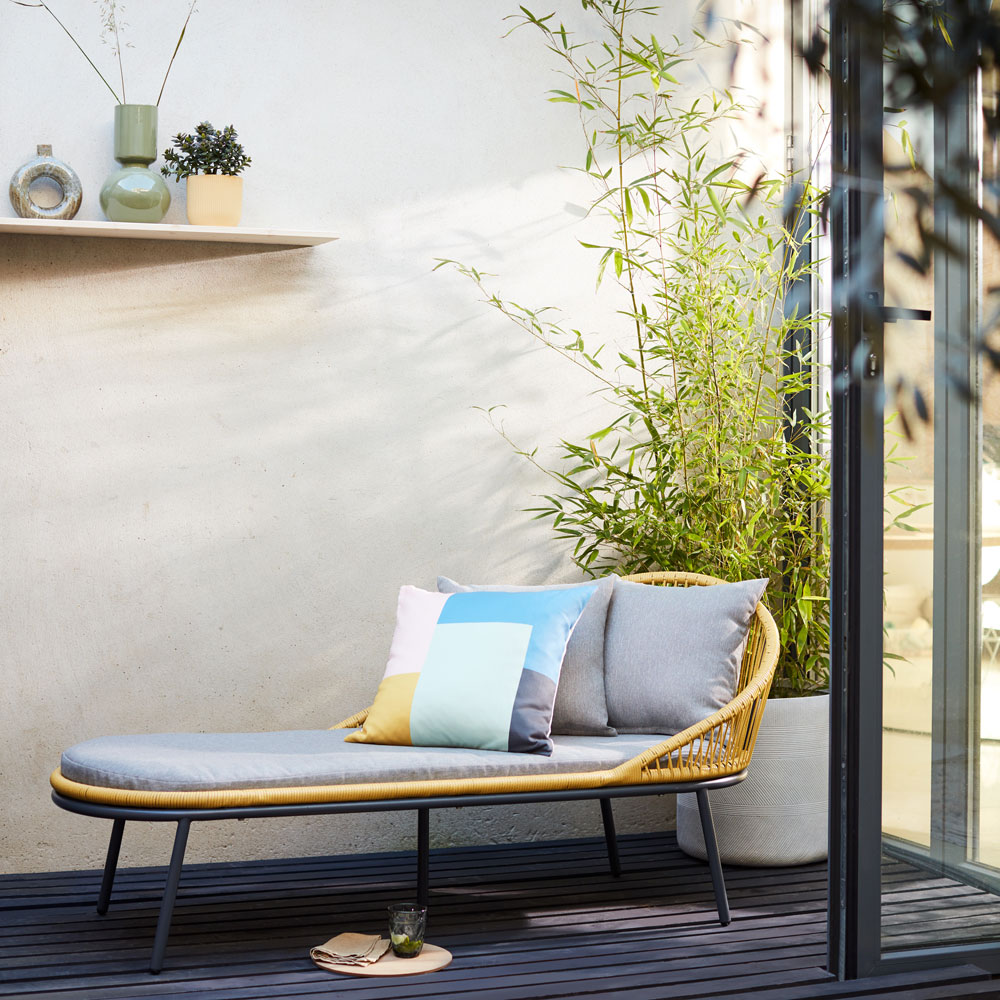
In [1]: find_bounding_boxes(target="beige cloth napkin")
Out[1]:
[310,932,390,969]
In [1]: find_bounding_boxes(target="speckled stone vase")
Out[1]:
[9,144,82,219]
[99,104,171,223]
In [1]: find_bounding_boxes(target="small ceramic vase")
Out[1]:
[185,174,243,226]
[9,144,82,220]
[99,104,171,223]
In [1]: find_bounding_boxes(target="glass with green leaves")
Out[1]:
[438,0,830,696]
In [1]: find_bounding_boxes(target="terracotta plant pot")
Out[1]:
[185,174,242,226]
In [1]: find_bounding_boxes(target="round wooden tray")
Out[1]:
[315,943,452,977]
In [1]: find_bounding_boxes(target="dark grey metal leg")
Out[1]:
[695,789,730,925]
[149,819,190,975]
[417,808,429,906]
[599,797,622,877]
[96,818,125,915]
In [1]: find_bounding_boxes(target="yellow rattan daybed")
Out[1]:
[49,571,779,973]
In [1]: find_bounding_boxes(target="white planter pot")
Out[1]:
[676,693,829,866]
[185,174,243,226]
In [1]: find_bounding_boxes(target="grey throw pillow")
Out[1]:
[436,576,617,736]
[604,577,767,734]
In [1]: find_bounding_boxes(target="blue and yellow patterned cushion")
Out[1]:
[345,583,598,755]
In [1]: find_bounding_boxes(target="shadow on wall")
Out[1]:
[1,228,613,873]
[0,232,297,276]
[0,158,640,870]
[0,0,675,873]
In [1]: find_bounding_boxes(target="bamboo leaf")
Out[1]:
[707,186,726,218]
[704,161,735,183]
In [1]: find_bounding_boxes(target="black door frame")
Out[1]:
[827,0,886,979]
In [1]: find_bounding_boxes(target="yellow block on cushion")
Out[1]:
[345,673,420,746]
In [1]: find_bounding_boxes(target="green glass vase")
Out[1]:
[99,104,171,223]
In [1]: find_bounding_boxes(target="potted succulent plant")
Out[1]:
[161,122,251,226]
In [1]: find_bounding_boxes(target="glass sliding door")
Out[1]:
[830,0,1000,976]
[880,94,935,855]
[879,0,1000,956]
[980,46,1000,875]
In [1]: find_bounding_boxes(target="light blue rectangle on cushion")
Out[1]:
[438,586,597,627]
[521,586,598,683]
[437,585,598,685]
[409,622,532,751]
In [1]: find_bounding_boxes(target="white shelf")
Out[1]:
[0,216,337,246]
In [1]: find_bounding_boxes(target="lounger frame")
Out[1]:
[49,571,780,974]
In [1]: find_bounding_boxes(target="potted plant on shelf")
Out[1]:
[161,122,251,226]
[439,1,831,865]
[11,0,198,223]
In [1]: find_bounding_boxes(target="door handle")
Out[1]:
[879,306,932,322]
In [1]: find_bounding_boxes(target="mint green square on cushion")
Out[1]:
[410,622,533,751]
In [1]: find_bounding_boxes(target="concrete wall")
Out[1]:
[0,1,779,874]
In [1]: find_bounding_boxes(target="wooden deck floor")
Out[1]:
[882,856,1000,952]
[1,832,998,999]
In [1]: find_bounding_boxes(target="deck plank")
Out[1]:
[0,832,995,999]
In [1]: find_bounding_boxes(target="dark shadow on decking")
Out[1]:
[1,833,997,999]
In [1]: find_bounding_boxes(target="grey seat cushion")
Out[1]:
[60,730,669,793]
[605,578,767,735]
[437,575,617,736]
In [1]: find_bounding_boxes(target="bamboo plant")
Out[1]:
[439,0,830,695]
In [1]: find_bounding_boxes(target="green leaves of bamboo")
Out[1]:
[444,0,830,695]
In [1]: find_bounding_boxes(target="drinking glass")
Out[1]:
[388,903,427,958]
